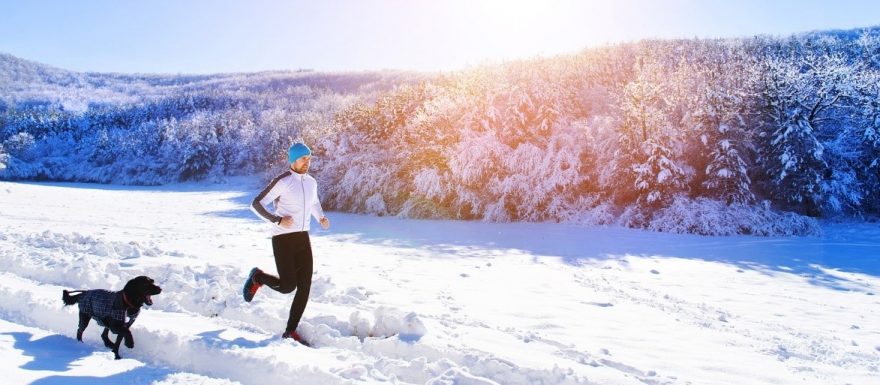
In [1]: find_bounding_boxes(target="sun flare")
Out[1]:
[443,0,616,64]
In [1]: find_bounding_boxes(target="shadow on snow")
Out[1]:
[3,332,91,372]
[3,331,171,385]
[322,212,880,294]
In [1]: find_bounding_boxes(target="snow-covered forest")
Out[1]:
[2,27,880,235]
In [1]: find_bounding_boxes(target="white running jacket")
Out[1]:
[251,171,325,236]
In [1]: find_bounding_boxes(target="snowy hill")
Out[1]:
[0,51,424,112]
[1,180,877,384]
[0,52,78,86]
[4,26,880,234]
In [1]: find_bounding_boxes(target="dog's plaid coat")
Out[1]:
[77,289,139,327]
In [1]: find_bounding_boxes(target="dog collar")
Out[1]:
[122,292,135,309]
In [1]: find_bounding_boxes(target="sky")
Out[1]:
[1,0,879,74]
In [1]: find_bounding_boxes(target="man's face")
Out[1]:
[291,155,311,174]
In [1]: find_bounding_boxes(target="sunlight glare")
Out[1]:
[446,0,616,65]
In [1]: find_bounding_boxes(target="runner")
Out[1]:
[243,142,330,345]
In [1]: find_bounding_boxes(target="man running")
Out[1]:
[243,142,330,345]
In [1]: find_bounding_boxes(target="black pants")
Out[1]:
[257,231,313,332]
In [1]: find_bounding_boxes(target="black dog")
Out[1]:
[62,276,162,359]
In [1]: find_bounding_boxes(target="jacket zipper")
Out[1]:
[301,175,307,231]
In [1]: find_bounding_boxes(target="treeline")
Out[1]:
[0,56,426,184]
[2,27,879,235]
[317,29,880,234]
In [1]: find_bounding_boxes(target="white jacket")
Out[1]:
[251,171,325,236]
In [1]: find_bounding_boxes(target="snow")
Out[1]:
[0,179,878,385]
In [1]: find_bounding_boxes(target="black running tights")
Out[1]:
[258,231,313,332]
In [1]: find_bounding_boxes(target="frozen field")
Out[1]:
[0,179,878,385]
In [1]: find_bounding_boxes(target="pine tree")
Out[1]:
[88,128,117,166]
[613,60,688,209]
[703,125,754,204]
[180,139,214,181]
[0,143,8,171]
[682,50,757,205]
[756,58,828,216]
[855,69,880,212]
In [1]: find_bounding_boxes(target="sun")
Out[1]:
[446,0,614,64]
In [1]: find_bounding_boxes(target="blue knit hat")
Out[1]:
[288,143,312,163]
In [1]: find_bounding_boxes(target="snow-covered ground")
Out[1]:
[0,179,877,385]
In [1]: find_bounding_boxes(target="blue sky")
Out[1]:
[1,0,878,74]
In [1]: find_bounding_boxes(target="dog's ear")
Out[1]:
[123,276,150,290]
[121,276,149,307]
[122,278,136,293]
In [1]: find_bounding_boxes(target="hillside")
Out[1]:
[2,25,880,234]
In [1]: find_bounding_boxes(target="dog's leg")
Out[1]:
[101,328,114,349]
[112,333,124,360]
[122,329,134,349]
[76,313,90,342]
[107,321,129,360]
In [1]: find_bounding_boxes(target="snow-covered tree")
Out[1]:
[854,69,880,212]
[88,128,117,166]
[612,60,688,209]
[755,55,853,216]
[856,29,880,70]
[680,49,757,205]
[703,125,754,204]
[3,29,879,232]
[0,143,8,171]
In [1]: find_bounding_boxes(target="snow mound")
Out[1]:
[349,307,427,341]
[426,367,502,385]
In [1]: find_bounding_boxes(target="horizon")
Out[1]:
[2,0,880,75]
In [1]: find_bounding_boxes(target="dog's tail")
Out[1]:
[62,290,84,306]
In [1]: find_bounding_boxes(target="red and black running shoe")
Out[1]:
[282,329,311,347]
[242,267,263,302]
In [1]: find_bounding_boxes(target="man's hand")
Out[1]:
[279,216,294,228]
[319,216,330,230]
